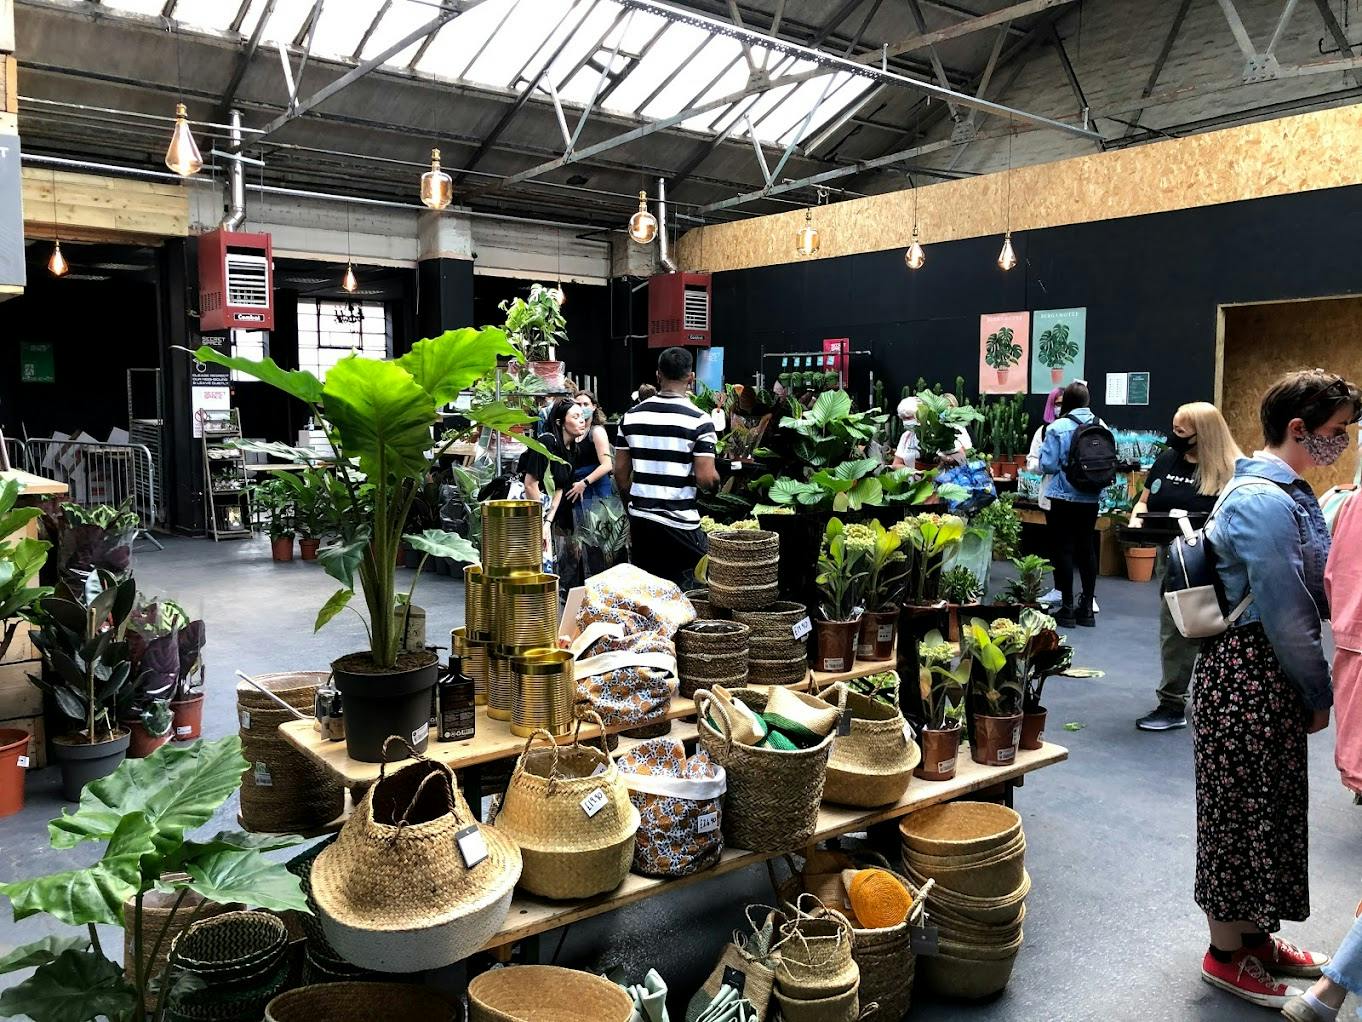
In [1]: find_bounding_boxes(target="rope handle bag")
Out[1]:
[498,709,617,803]
[694,689,738,756]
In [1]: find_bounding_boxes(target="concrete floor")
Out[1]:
[2,534,1359,1022]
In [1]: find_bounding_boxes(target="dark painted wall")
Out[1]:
[709,183,1362,429]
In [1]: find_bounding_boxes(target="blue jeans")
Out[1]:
[1323,913,1362,1015]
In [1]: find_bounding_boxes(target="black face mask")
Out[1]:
[1167,433,1196,454]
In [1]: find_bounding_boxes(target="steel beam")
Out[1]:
[352,0,392,61]
[1123,0,1192,136]
[1215,0,1258,61]
[1265,0,1300,57]
[905,0,960,119]
[863,0,1077,61]
[1311,0,1362,86]
[218,0,278,116]
[1049,23,1097,141]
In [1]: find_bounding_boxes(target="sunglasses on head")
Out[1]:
[1302,370,1362,424]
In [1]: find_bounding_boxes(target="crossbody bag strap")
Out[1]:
[1199,476,1289,618]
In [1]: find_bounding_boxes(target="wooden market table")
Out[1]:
[0,468,69,496]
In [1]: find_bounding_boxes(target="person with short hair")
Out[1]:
[1193,369,1361,1011]
[890,396,919,470]
[614,348,719,586]
[1038,381,1102,627]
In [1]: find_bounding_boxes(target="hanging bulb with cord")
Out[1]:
[48,240,69,278]
[342,263,358,293]
[420,148,453,210]
[997,231,1017,271]
[165,102,204,177]
[628,191,658,244]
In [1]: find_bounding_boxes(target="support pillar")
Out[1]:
[0,0,23,302]
[417,209,474,337]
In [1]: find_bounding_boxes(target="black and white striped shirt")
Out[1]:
[617,393,717,530]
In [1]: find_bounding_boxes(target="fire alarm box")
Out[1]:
[198,229,274,332]
[648,271,711,349]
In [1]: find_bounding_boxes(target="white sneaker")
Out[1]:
[1093,599,1100,614]
[1039,588,1062,607]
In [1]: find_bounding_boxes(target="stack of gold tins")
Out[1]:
[449,627,489,706]
[511,649,575,738]
[459,564,492,704]
[480,500,561,723]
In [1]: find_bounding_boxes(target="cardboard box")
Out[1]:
[0,714,46,769]
[1,621,33,663]
[0,659,41,718]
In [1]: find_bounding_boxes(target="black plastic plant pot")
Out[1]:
[758,510,829,608]
[332,651,439,763]
[52,730,130,802]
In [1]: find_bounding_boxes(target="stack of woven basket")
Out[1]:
[163,911,293,1022]
[676,619,750,698]
[706,530,780,610]
[732,601,809,687]
[773,899,862,1022]
[899,801,1029,1000]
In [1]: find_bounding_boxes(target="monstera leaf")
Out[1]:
[0,949,137,1022]
[322,356,437,482]
[397,326,517,406]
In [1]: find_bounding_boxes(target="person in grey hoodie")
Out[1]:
[1038,381,1101,627]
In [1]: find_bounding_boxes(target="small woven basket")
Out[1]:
[684,588,728,620]
[775,901,859,999]
[169,910,289,981]
[677,620,750,698]
[816,683,918,809]
[266,982,462,1022]
[771,985,861,1022]
[904,836,1027,900]
[123,881,238,1012]
[747,655,808,687]
[903,862,1032,926]
[919,939,1022,1000]
[300,943,380,985]
[898,801,1022,859]
[468,965,634,1022]
[733,602,811,672]
[707,531,781,610]
[165,958,292,1022]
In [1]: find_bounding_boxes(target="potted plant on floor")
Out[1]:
[49,500,141,583]
[0,736,308,1022]
[940,564,984,642]
[275,469,335,560]
[962,617,1024,766]
[196,326,545,762]
[1015,608,1073,750]
[27,570,137,800]
[250,477,296,561]
[123,697,173,759]
[984,325,1023,387]
[1123,540,1158,582]
[916,630,968,780]
[127,596,207,742]
[814,517,868,674]
[0,478,53,661]
[501,283,568,390]
[850,520,907,662]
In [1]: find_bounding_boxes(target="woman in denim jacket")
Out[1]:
[1038,381,1102,627]
[1194,369,1361,1011]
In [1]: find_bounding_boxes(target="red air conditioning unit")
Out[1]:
[648,271,711,349]
[198,229,274,332]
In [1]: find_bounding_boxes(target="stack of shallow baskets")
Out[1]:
[733,601,809,687]
[899,802,1029,1000]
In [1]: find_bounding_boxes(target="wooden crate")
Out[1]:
[0,714,46,769]
[0,660,41,718]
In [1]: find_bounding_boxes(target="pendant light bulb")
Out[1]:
[550,284,566,307]
[420,148,453,211]
[164,103,204,177]
[47,240,69,278]
[628,191,658,244]
[997,232,1017,272]
[342,262,358,293]
[905,227,925,270]
[795,208,820,257]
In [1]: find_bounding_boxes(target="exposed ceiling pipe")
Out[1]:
[656,176,677,272]
[220,109,246,231]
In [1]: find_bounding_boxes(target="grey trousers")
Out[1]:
[1155,552,1202,710]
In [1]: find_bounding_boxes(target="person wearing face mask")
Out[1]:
[1191,369,1361,1011]
[1133,402,1242,732]
[522,398,590,590]
[571,390,615,504]
[890,396,920,470]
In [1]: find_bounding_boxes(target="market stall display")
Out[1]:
[815,680,919,808]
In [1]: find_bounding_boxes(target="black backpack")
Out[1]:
[1062,414,1118,492]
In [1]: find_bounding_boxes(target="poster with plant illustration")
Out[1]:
[1030,307,1086,394]
[978,312,1030,395]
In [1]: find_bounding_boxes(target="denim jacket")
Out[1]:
[1038,408,1100,504]
[1209,455,1332,710]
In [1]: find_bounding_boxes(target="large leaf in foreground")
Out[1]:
[405,528,479,565]
[0,949,136,1022]
[168,849,310,914]
[317,534,369,589]
[314,588,354,633]
[462,401,559,461]
[397,327,516,406]
[322,357,436,481]
[191,347,323,406]
[48,736,247,851]
[0,936,91,976]
[2,815,154,925]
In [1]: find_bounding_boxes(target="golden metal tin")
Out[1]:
[481,500,543,577]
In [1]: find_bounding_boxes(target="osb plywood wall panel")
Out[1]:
[1222,297,1362,494]
[677,106,1362,273]
[21,168,189,242]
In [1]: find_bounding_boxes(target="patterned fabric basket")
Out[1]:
[617,737,727,877]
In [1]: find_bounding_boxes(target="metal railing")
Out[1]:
[24,437,163,549]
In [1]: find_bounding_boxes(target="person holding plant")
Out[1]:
[1133,402,1242,732]
[1191,369,1360,1010]
[523,398,590,588]
[1038,381,1102,628]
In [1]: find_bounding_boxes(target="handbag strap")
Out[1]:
[575,649,678,681]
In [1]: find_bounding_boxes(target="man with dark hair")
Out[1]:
[614,347,720,585]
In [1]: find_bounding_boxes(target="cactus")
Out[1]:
[955,375,966,405]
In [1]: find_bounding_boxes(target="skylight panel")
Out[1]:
[543,3,622,84]
[465,0,572,86]
[642,37,741,119]
[172,0,239,31]
[260,0,316,47]
[366,1,437,65]
[410,0,509,81]
[106,0,163,16]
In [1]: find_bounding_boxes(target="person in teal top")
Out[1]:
[1038,381,1101,627]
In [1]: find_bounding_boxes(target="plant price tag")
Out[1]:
[877,624,894,643]
[590,762,608,777]
[175,725,193,737]
[823,657,845,673]
[996,747,1015,763]
[412,722,429,746]
[792,616,813,641]
[838,709,853,736]
[909,924,940,956]
[238,708,251,730]
[253,762,273,788]
[455,824,488,869]
[937,757,956,774]
[15,756,29,769]
[697,811,720,834]
[731,461,742,471]
[581,787,609,818]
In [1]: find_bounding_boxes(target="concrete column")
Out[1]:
[0,0,23,301]
[417,208,474,338]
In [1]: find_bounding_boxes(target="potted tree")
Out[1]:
[1015,608,1074,750]
[851,520,907,662]
[940,564,984,642]
[27,570,137,800]
[250,478,296,562]
[814,518,868,674]
[916,630,968,780]
[1037,323,1079,386]
[984,325,1023,387]
[500,283,568,390]
[195,326,543,762]
[962,617,1024,766]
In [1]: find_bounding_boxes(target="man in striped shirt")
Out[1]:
[614,347,720,586]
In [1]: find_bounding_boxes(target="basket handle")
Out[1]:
[693,689,734,754]
[573,708,612,758]
[515,728,562,790]
[378,735,426,781]
[391,769,450,830]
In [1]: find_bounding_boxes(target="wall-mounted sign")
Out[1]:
[978,312,1030,395]
[190,336,231,439]
[0,134,25,293]
[20,342,54,383]
[1031,308,1086,394]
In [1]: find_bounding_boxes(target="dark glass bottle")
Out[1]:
[437,653,476,743]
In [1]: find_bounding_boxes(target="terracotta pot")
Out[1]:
[1050,367,1064,385]
[996,368,1009,386]
[299,537,320,561]
[971,712,1023,767]
[170,693,205,742]
[916,725,962,781]
[1020,708,1047,751]
[856,608,898,661]
[815,618,860,674]
[1124,545,1158,583]
[528,360,566,391]
[125,721,172,759]
[947,603,982,642]
[271,536,295,562]
[0,728,29,818]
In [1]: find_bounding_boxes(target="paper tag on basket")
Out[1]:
[909,924,940,957]
[731,461,742,471]
[590,762,608,777]
[455,824,488,869]
[722,966,747,994]
[838,709,852,736]
[15,755,29,769]
[238,708,251,730]
[792,616,813,641]
[253,762,273,787]
[412,721,430,746]
[175,725,193,737]
[696,811,719,834]
[581,787,609,818]
[902,721,915,744]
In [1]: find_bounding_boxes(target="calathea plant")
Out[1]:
[778,391,885,468]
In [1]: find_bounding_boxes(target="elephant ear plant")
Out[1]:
[194,326,551,762]
[0,736,308,1022]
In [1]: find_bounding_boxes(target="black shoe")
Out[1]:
[1055,604,1076,627]
[1136,705,1187,731]
[1076,595,1096,627]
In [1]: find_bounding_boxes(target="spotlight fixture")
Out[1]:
[164,102,204,178]
[48,240,69,278]
[628,191,658,244]
[420,148,453,211]
[997,231,1017,271]
[342,262,358,293]
[795,208,820,257]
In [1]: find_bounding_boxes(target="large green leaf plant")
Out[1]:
[778,391,885,468]
[0,736,308,1022]
[963,617,1023,717]
[815,518,869,623]
[892,513,968,604]
[194,327,548,669]
[0,478,54,662]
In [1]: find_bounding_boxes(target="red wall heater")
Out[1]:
[198,229,275,332]
[648,271,712,349]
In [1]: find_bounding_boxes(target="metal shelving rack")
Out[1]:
[201,409,252,540]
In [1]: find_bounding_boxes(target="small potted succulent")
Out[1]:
[1015,608,1074,750]
[849,520,907,662]
[814,518,868,674]
[940,564,984,642]
[963,617,1024,767]
[916,630,968,780]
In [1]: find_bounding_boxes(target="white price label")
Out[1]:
[253,762,273,787]
[696,811,720,834]
[731,461,742,471]
[857,643,874,658]
[456,824,488,868]
[1036,731,1044,744]
[238,708,251,730]
[877,624,894,643]
[1011,726,1022,746]
[175,725,193,737]
[937,757,956,774]
[902,721,916,744]
[581,787,609,818]
[590,762,608,777]
[996,747,1016,763]
[412,722,430,746]
[822,657,845,673]
[791,616,813,641]
[15,755,29,769]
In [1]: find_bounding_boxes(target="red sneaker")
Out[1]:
[1200,951,1302,1008]
[1252,936,1330,978]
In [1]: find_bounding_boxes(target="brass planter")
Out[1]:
[450,627,489,705]
[492,572,560,653]
[511,648,576,738]
[487,651,514,721]
[482,500,542,577]
[463,565,491,640]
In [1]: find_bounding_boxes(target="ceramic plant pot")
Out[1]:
[856,609,897,662]
[814,619,860,674]
[1124,546,1157,583]
[971,713,1023,767]
[1019,708,1047,751]
[271,537,295,562]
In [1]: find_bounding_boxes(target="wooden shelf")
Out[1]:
[0,469,68,497]
[481,742,1068,950]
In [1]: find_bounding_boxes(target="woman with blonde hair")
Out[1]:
[1134,401,1243,731]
